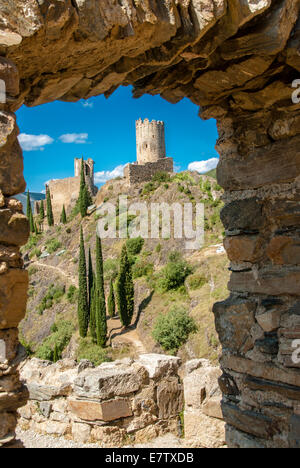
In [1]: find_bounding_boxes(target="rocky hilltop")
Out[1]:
[20,170,228,367]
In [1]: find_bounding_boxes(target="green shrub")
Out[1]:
[172,172,195,184]
[36,321,74,362]
[67,285,78,304]
[76,338,112,367]
[45,238,62,254]
[29,248,42,259]
[132,259,154,279]
[104,258,119,281]
[157,252,192,292]
[187,274,208,290]
[126,237,144,256]
[152,171,171,184]
[23,234,39,251]
[142,182,156,195]
[152,306,197,353]
[155,243,162,254]
[38,284,65,315]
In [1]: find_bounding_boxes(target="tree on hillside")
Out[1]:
[96,235,105,296]
[94,235,107,345]
[39,199,45,222]
[88,248,94,307]
[77,226,89,338]
[89,282,97,343]
[60,205,67,224]
[108,279,116,318]
[46,187,54,227]
[78,158,93,218]
[116,245,134,328]
[26,190,35,233]
[96,286,107,348]
[53,343,60,363]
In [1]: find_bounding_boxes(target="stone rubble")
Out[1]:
[17,355,225,448]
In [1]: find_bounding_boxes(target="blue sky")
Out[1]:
[16,85,219,193]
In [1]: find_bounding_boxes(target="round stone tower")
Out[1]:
[136,118,166,165]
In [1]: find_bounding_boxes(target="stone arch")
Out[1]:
[0,0,300,448]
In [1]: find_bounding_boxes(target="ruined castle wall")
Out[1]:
[48,177,80,221]
[18,355,184,445]
[124,158,173,186]
[136,119,166,165]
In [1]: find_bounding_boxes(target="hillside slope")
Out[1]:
[20,171,229,365]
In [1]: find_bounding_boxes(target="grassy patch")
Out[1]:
[35,320,74,362]
[76,337,112,366]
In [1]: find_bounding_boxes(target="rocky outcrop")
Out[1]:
[0,0,299,448]
[18,355,184,446]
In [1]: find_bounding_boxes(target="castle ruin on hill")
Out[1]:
[124,118,174,185]
[35,158,98,221]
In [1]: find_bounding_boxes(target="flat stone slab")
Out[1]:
[68,398,132,422]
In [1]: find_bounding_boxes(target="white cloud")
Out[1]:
[94,164,128,184]
[18,133,54,151]
[188,158,219,174]
[82,101,94,109]
[59,133,89,144]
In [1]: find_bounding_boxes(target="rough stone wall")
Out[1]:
[48,177,81,221]
[212,105,300,448]
[0,59,29,448]
[18,355,226,447]
[18,355,184,446]
[124,158,174,186]
[45,159,97,222]
[0,0,299,448]
[136,119,166,165]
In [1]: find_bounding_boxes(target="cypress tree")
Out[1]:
[60,205,67,224]
[53,343,60,363]
[96,287,107,348]
[95,235,107,345]
[88,248,94,307]
[108,279,116,318]
[39,199,45,221]
[77,226,89,337]
[126,256,135,325]
[116,245,134,328]
[96,235,105,296]
[26,190,35,233]
[78,158,93,218]
[79,158,87,218]
[46,187,54,227]
[89,282,97,343]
